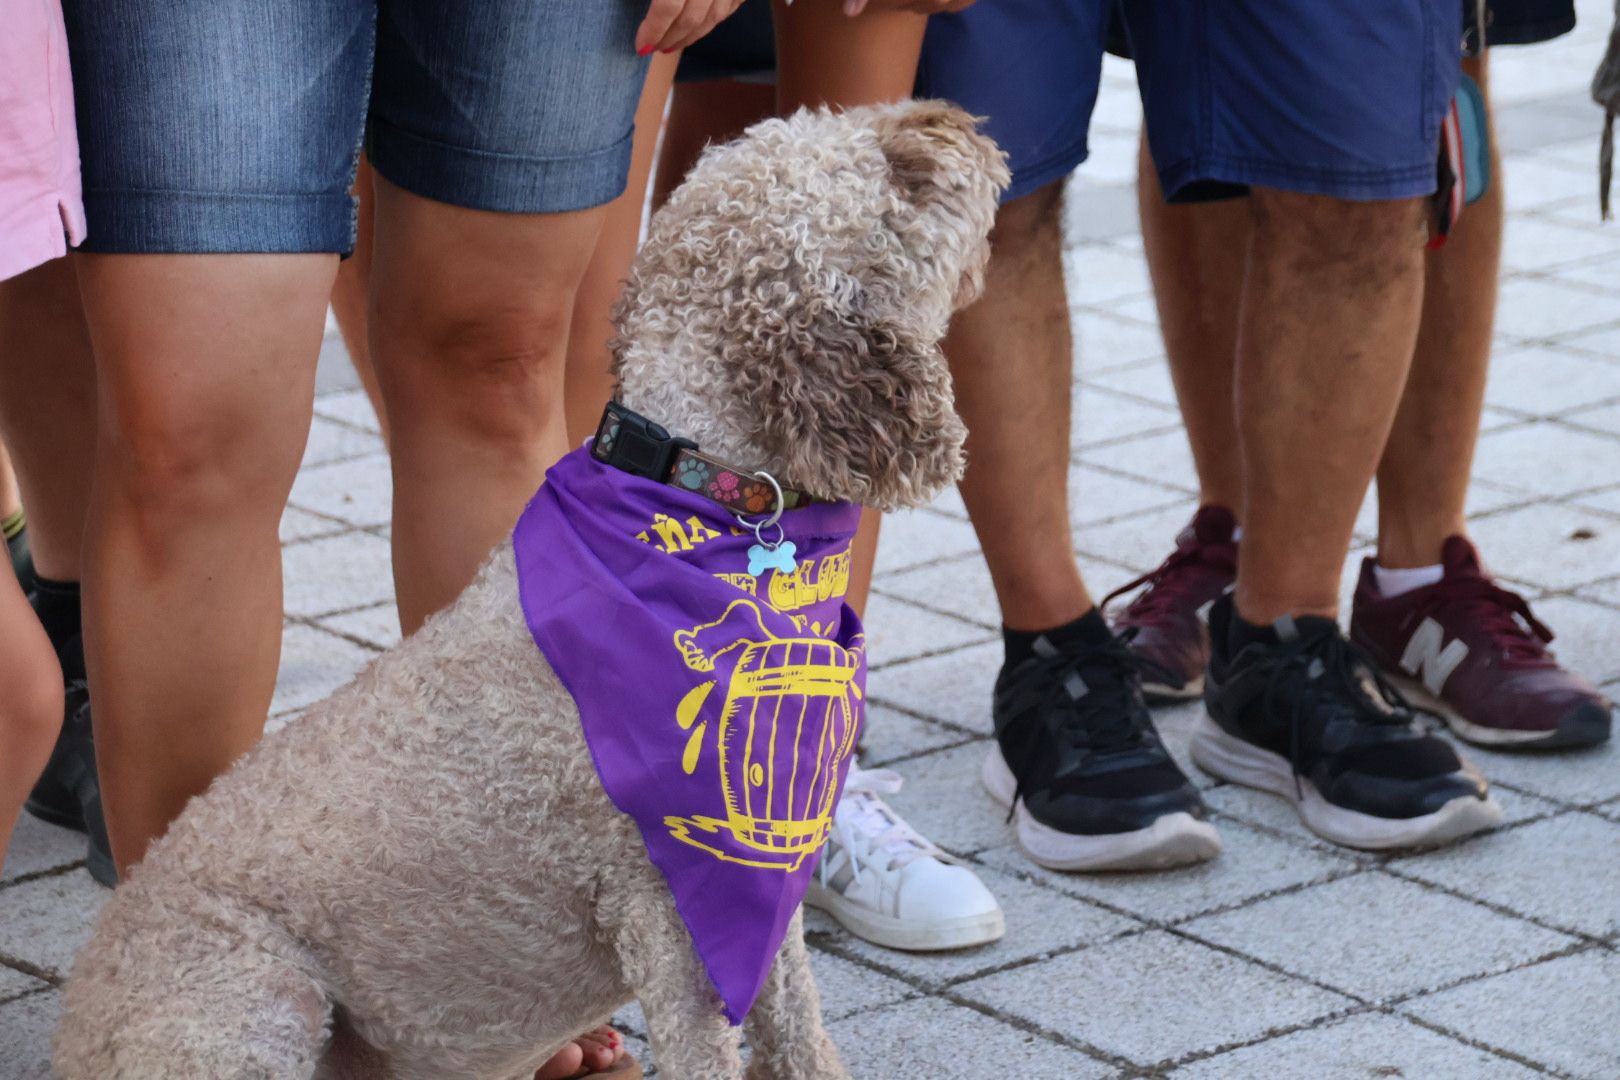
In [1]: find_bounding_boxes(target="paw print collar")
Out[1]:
[591,402,820,521]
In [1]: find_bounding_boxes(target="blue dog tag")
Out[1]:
[747,540,798,577]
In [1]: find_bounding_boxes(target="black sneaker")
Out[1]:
[981,632,1221,871]
[25,677,116,887]
[1193,595,1501,850]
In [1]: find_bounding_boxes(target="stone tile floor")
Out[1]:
[7,12,1620,1078]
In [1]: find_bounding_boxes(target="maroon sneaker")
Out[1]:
[1350,537,1612,751]
[1104,506,1238,701]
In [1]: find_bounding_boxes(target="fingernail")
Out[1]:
[660,48,675,54]
[637,45,653,57]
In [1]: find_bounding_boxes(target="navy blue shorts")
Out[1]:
[917,0,1464,204]
[61,0,651,254]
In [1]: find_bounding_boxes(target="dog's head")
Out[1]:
[613,100,1009,511]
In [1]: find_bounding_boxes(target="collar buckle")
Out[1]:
[592,402,697,483]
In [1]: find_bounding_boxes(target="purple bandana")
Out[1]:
[513,445,866,1023]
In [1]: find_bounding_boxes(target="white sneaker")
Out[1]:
[805,766,1005,951]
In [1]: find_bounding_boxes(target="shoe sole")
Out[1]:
[980,749,1222,872]
[804,881,1005,951]
[23,794,86,833]
[1143,673,1204,703]
[1190,715,1502,850]
[1386,673,1613,752]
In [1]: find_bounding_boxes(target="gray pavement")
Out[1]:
[7,11,1620,1077]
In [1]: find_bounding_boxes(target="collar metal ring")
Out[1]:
[734,470,785,533]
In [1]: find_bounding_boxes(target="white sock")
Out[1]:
[1372,562,1444,597]
[1231,525,1243,542]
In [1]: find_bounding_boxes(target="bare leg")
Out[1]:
[948,181,1093,628]
[0,258,96,581]
[369,180,611,633]
[1376,54,1498,568]
[772,0,926,618]
[1234,192,1427,622]
[77,254,332,873]
[565,53,680,447]
[329,158,388,444]
[1136,135,1247,513]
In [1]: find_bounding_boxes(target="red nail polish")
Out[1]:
[660,48,675,54]
[637,45,653,57]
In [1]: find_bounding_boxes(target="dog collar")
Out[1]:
[591,402,819,518]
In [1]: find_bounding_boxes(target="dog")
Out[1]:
[55,100,1008,1080]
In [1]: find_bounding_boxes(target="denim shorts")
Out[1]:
[60,0,651,255]
[918,0,1463,205]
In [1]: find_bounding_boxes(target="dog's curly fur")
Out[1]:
[55,102,1007,1080]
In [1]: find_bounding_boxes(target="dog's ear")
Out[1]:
[873,101,1011,210]
[745,271,967,513]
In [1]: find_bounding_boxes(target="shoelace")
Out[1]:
[1102,539,1235,622]
[1412,573,1554,666]
[820,768,940,888]
[1005,634,1180,819]
[1256,624,1417,798]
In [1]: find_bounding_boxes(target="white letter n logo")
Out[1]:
[1399,617,1469,695]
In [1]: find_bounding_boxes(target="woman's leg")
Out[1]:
[564,53,681,446]
[78,254,334,873]
[0,258,97,584]
[772,0,927,617]
[651,78,777,208]
[329,158,389,444]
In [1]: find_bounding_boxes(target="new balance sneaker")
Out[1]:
[1351,537,1612,751]
[1105,506,1238,700]
[983,629,1220,871]
[1195,594,1501,850]
[806,766,1004,951]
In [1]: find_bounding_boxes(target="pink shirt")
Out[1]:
[0,0,85,282]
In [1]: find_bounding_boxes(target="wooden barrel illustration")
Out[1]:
[712,638,862,868]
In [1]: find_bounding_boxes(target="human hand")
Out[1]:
[636,0,746,55]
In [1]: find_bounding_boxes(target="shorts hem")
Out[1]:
[1004,138,1092,203]
[75,189,355,254]
[1156,155,1438,203]
[1487,15,1576,47]
[368,116,633,214]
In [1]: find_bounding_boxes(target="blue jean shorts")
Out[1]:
[60,0,651,254]
[917,0,1464,205]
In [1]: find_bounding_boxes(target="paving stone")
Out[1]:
[1390,812,1620,939]
[856,703,972,768]
[817,865,1135,989]
[288,452,393,528]
[1073,312,1165,370]
[1068,461,1192,524]
[1,815,85,884]
[0,989,60,1079]
[806,950,915,1021]
[1072,500,1202,577]
[1073,383,1182,452]
[1461,732,1620,807]
[282,529,395,618]
[1494,277,1620,343]
[0,963,47,1003]
[270,623,377,715]
[301,415,385,468]
[280,506,349,545]
[1184,873,1577,1002]
[1551,317,1620,360]
[319,601,402,651]
[1080,430,1200,495]
[830,997,1113,1080]
[862,593,995,669]
[1562,399,1620,436]
[874,553,1000,629]
[1065,241,1155,304]
[0,872,110,979]
[957,929,1352,1068]
[313,387,384,434]
[1170,1011,1543,1080]
[864,639,999,733]
[1403,949,1620,1078]
[1484,345,1620,417]
[1502,154,1604,213]
[978,817,1355,926]
[1481,593,1620,684]
[1465,502,1620,590]
[871,508,982,576]
[877,743,1019,857]
[1501,216,1620,273]
[1472,422,1620,498]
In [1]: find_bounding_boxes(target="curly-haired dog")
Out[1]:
[55,100,1008,1080]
